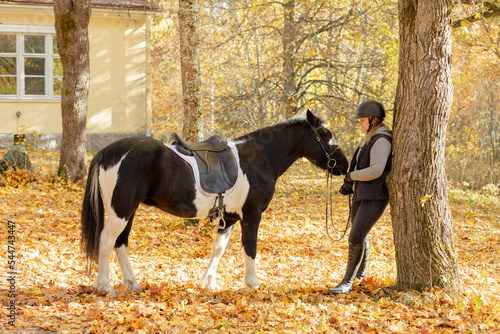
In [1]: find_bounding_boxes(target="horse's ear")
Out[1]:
[306,109,321,127]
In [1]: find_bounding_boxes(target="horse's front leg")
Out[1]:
[240,212,262,289]
[200,224,236,290]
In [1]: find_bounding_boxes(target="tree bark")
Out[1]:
[388,0,460,293]
[179,0,202,141]
[54,0,91,181]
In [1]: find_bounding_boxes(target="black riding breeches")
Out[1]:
[348,199,388,245]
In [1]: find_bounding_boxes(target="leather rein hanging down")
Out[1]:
[309,124,351,241]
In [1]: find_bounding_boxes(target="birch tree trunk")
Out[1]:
[388,0,460,293]
[179,0,202,141]
[54,0,91,182]
[282,0,297,118]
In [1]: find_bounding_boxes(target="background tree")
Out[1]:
[207,0,398,128]
[388,0,460,292]
[452,0,500,28]
[281,0,297,117]
[150,1,183,137]
[448,1,500,189]
[178,0,203,141]
[54,0,91,182]
[151,0,399,142]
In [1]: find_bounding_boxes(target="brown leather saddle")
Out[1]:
[172,132,238,194]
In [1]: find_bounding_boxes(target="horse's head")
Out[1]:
[303,110,348,176]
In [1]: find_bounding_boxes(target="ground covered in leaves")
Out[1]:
[1,149,499,333]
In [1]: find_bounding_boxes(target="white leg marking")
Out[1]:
[92,215,128,296]
[115,245,142,292]
[200,225,235,290]
[243,250,260,289]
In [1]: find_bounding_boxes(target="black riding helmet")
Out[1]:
[353,100,386,120]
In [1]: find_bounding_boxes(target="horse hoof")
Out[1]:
[125,280,142,292]
[200,276,218,291]
[244,281,260,290]
[201,280,219,291]
[200,273,217,291]
[92,282,116,296]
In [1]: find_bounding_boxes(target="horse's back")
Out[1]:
[96,136,182,186]
[95,136,198,218]
[96,137,164,168]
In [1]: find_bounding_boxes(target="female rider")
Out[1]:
[327,100,392,295]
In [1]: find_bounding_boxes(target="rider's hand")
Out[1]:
[339,181,353,195]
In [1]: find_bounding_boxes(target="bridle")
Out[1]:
[309,124,351,242]
[309,124,340,172]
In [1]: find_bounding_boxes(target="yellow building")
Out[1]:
[0,0,158,149]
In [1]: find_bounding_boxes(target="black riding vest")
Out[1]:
[349,133,392,201]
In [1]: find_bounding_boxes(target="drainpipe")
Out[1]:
[14,111,25,146]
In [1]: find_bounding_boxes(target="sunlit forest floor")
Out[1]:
[1,149,499,333]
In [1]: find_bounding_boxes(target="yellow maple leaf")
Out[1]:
[420,194,433,207]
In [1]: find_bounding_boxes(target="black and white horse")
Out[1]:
[81,110,348,295]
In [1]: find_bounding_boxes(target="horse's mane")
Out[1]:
[233,111,324,142]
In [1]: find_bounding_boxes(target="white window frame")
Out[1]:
[0,25,61,101]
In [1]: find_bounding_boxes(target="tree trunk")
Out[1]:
[282,0,297,118]
[388,0,460,293]
[179,0,202,141]
[54,0,91,182]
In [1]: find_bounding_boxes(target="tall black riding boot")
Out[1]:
[356,239,370,279]
[327,243,365,295]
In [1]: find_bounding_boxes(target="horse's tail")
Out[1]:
[81,151,104,276]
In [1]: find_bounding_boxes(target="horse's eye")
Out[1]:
[321,130,333,141]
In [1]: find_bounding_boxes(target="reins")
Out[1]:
[309,124,351,242]
[325,165,351,242]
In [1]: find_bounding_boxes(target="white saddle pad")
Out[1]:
[165,141,240,198]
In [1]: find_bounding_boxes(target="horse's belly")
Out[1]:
[193,168,250,219]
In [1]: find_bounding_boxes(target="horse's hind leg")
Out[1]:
[93,214,128,295]
[114,213,142,292]
[200,224,236,290]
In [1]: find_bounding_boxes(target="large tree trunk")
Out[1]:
[282,0,297,118]
[388,0,460,293]
[54,0,91,182]
[179,0,202,141]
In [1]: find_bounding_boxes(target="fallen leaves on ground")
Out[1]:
[0,149,499,333]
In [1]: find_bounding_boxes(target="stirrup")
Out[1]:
[216,215,226,230]
[208,193,227,229]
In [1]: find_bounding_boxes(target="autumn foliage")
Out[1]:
[1,149,499,333]
[151,1,500,190]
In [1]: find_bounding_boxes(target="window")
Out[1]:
[0,32,62,99]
